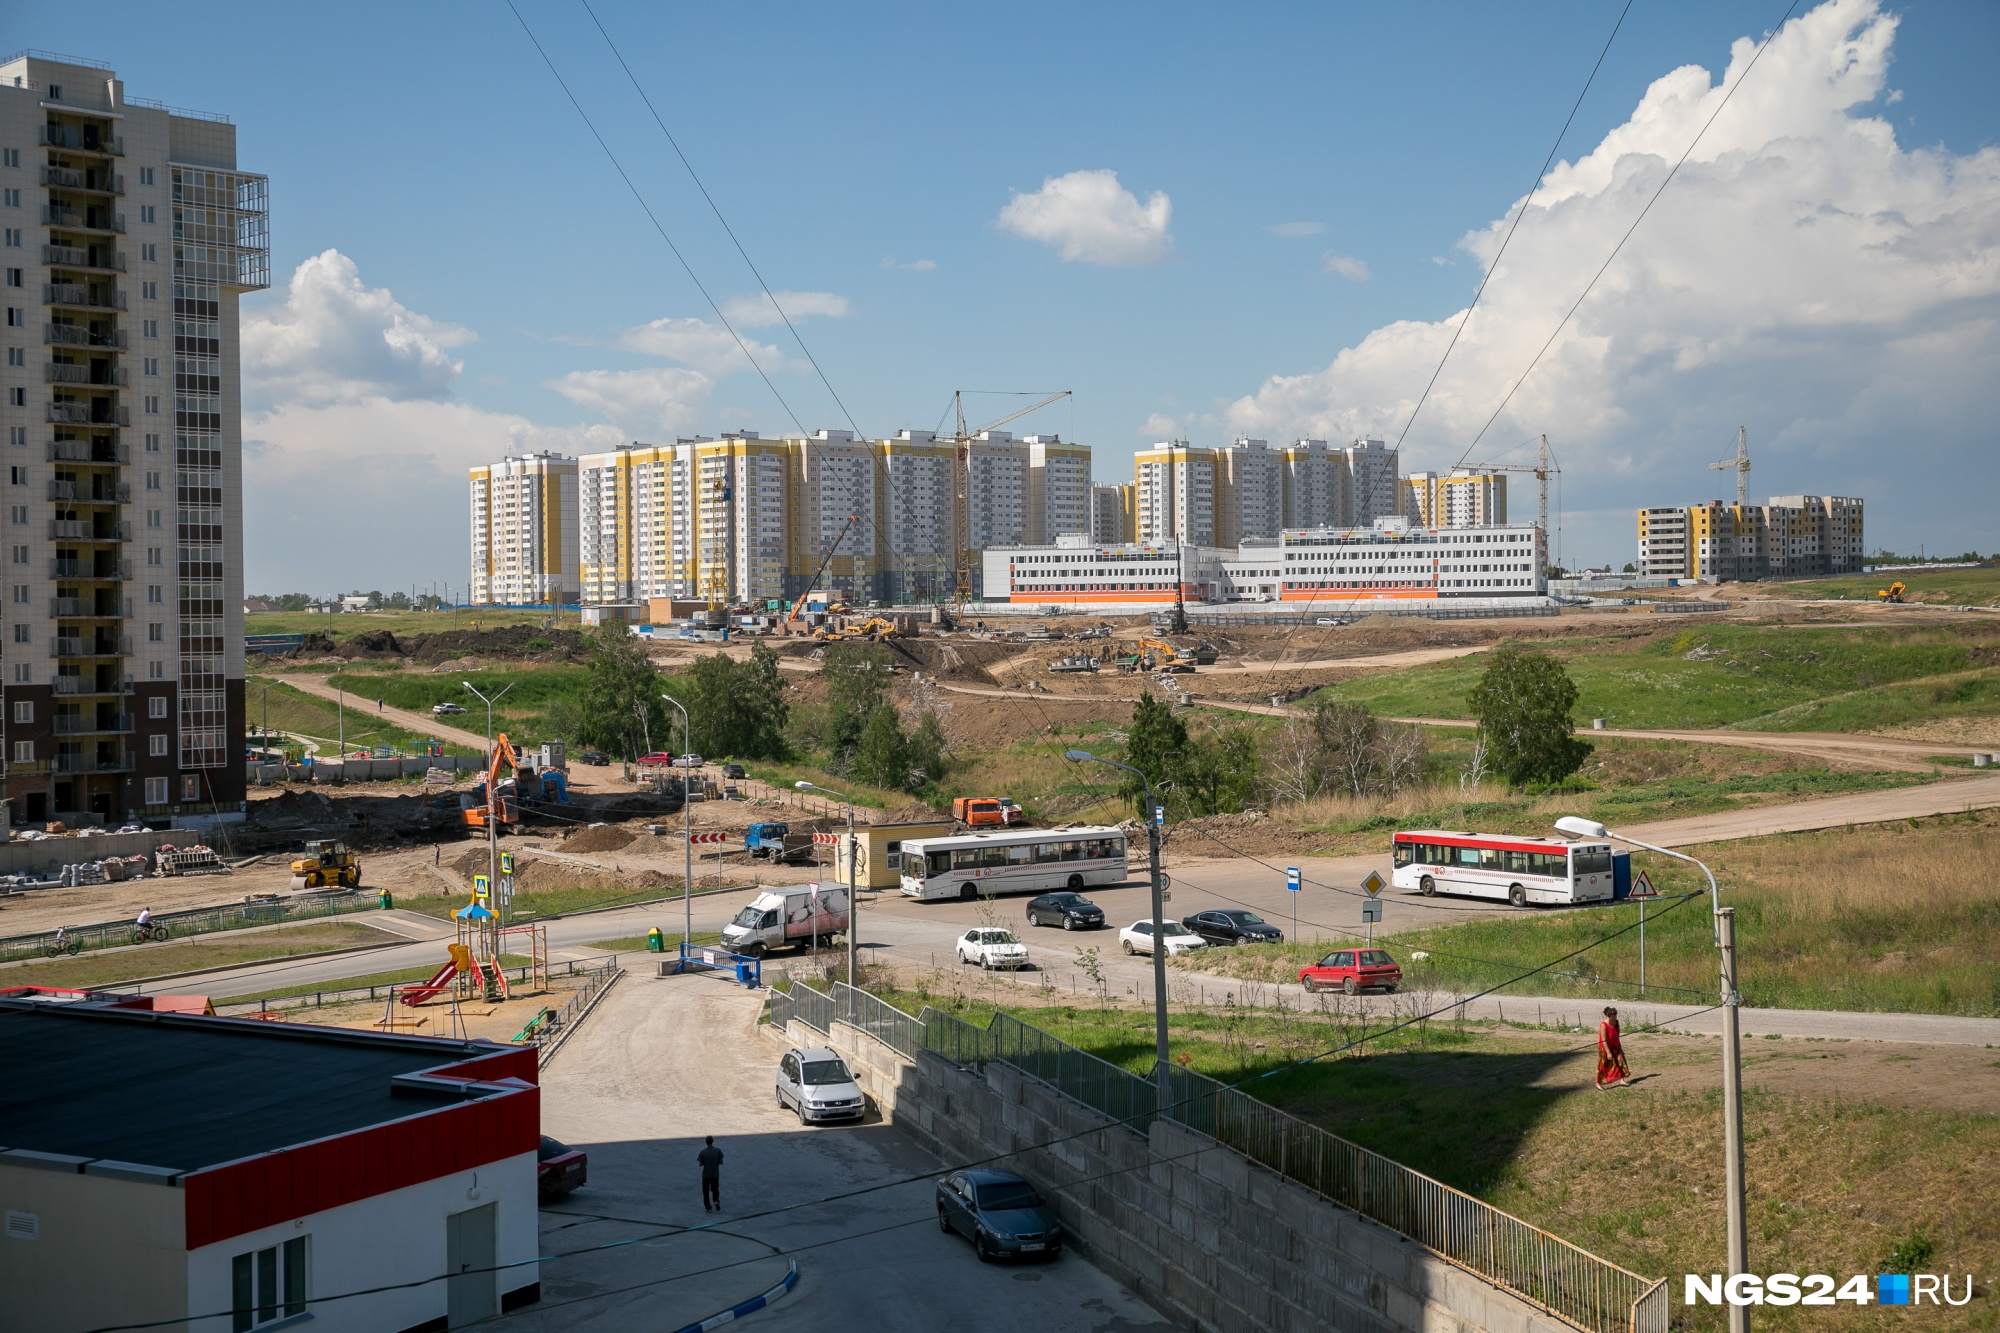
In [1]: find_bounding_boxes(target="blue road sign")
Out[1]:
[1286,866,1301,892]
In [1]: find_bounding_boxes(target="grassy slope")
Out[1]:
[1758,565,2000,607]
[248,676,475,755]
[0,921,390,990]
[320,667,589,741]
[246,609,564,637]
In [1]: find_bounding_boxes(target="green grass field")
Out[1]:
[247,676,476,755]
[247,608,571,638]
[1313,624,1990,730]
[0,921,392,991]
[322,667,589,740]
[1757,565,2000,607]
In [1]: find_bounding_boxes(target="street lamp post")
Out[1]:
[796,781,856,988]
[462,681,515,926]
[1555,815,1746,1332]
[660,694,693,954]
[1065,749,1169,1107]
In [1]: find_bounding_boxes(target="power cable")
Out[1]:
[1454,0,1806,467]
[1394,0,1635,451]
[503,0,809,438]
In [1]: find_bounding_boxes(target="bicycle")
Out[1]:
[44,931,82,957]
[130,921,171,945]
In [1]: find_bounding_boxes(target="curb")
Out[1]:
[535,965,626,1069]
[669,1261,798,1333]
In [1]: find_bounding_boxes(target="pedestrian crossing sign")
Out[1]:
[472,873,490,905]
[499,852,514,874]
[1361,870,1386,897]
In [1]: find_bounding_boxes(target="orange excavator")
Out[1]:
[461,731,520,832]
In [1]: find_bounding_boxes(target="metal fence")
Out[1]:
[1,889,370,964]
[771,982,1665,1333]
[208,956,601,1014]
[525,957,622,1059]
[1163,604,1562,629]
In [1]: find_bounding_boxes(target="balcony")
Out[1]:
[48,440,129,465]
[46,404,130,428]
[43,244,126,273]
[49,560,131,581]
[46,364,128,389]
[53,714,134,735]
[39,125,123,156]
[51,752,135,774]
[50,597,131,618]
[45,324,127,350]
[41,204,125,233]
[48,481,131,503]
[48,519,133,542]
[49,635,133,658]
[44,283,126,312]
[40,166,123,195]
[51,675,134,696]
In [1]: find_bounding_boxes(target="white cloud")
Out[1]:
[614,316,782,377]
[1225,0,2000,553]
[1322,254,1371,281]
[1141,412,1181,438]
[719,290,850,327]
[881,257,937,271]
[242,250,474,410]
[546,366,715,436]
[997,169,1174,266]
[1266,221,1325,237]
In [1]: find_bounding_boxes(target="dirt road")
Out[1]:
[282,675,492,750]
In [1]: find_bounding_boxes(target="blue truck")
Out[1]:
[744,822,815,865]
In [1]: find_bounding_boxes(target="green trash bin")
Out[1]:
[647,926,664,953]
[378,890,393,911]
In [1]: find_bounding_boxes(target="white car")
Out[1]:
[431,702,467,715]
[775,1046,866,1124]
[957,927,1030,970]
[1119,919,1210,957]
[679,753,705,768]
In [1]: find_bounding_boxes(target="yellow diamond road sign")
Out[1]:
[1361,870,1386,897]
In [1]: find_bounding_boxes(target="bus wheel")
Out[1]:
[1067,874,1084,890]
[1419,876,1436,896]
[1508,884,1526,908]
[960,884,977,902]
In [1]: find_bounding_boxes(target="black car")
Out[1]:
[721,762,747,779]
[579,750,609,766]
[1182,909,1283,946]
[936,1169,1062,1262]
[1025,892,1105,931]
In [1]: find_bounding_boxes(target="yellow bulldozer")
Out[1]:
[816,616,905,643]
[290,839,362,891]
[1877,581,1906,603]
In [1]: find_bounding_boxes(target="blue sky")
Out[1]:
[18,0,1999,589]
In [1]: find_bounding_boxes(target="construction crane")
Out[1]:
[785,513,856,628]
[1710,426,1751,507]
[1463,433,1561,567]
[700,461,732,622]
[946,389,1072,610]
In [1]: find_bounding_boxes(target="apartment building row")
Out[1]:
[1637,495,1864,581]
[982,518,1547,606]
[469,429,1092,608]
[0,54,261,827]
[1120,436,1405,548]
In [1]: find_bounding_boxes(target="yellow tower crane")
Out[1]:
[945,389,1072,611]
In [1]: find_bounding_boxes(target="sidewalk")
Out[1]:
[1409,990,2000,1046]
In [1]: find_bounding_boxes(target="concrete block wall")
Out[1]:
[789,1016,1573,1333]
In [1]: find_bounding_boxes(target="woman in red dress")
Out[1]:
[1596,1006,1631,1089]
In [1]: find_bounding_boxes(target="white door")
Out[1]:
[446,1202,497,1327]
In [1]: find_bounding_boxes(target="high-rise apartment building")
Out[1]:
[1133,441,1217,545]
[0,54,265,826]
[1023,434,1089,544]
[964,430,1029,551]
[875,429,953,605]
[1089,484,1133,546]
[1635,494,1863,581]
[1403,471,1506,529]
[468,453,578,606]
[789,430,877,601]
[1343,437,1399,526]
[1281,439,1346,530]
[1216,437,1284,546]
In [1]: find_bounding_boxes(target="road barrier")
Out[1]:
[772,980,1667,1333]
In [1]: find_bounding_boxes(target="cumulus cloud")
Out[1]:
[1322,254,1371,281]
[997,169,1174,266]
[1267,221,1325,237]
[1140,412,1181,438]
[719,289,850,327]
[242,250,474,409]
[546,366,715,436]
[1225,0,2000,553]
[614,316,782,377]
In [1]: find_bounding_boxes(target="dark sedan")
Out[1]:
[1025,891,1106,931]
[1182,909,1284,946]
[537,1135,587,1203]
[936,1169,1063,1262]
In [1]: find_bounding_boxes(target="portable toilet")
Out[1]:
[1611,852,1632,900]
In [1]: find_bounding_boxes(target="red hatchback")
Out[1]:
[1299,948,1402,995]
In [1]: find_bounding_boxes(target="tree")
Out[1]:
[1312,700,1380,797]
[851,705,911,790]
[1466,645,1592,788]
[1174,726,1261,816]
[1120,695,1187,816]
[663,640,790,761]
[577,622,668,761]
[821,643,893,761]
[906,710,951,790]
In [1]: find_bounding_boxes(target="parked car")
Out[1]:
[536,1135,588,1202]
[996,798,1026,826]
[1298,947,1403,995]
[774,1046,866,1124]
[636,752,677,767]
[679,753,705,768]
[579,749,609,766]
[721,762,747,779]
[957,927,1030,970]
[1025,891,1105,931]
[1118,919,1209,957]
[1314,617,1344,627]
[936,1169,1063,1262]
[431,702,468,716]
[1182,909,1283,947]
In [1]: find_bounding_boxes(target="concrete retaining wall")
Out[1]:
[0,830,182,877]
[787,1017,1571,1333]
[246,755,483,785]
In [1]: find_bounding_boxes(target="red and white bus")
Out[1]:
[1391,830,1616,906]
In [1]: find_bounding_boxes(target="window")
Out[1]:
[0,150,16,168]
[144,432,161,451]
[149,659,164,679]
[181,775,201,801]
[149,694,168,718]
[139,205,156,225]
[146,509,162,528]
[139,166,154,186]
[147,622,163,642]
[3,267,18,287]
[145,775,168,804]
[230,1235,307,1330]
[5,347,20,366]
[5,426,20,445]
[147,547,162,566]
[5,389,20,407]
[1,189,17,208]
[3,308,18,326]
[8,467,21,485]
[150,732,169,756]
[10,545,25,564]
[11,700,29,723]
[143,319,158,339]
[11,624,26,644]
[10,741,30,762]
[141,281,157,301]
[143,357,158,377]
[12,663,27,683]
[144,395,159,414]
[7,506,20,525]
[147,584,162,603]
[146,471,161,490]
[140,242,157,263]
[10,584,23,602]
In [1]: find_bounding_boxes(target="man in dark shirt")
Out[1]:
[697,1135,724,1212]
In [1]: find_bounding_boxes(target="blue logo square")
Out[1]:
[1878,1275,1911,1305]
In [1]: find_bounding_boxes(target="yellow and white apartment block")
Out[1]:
[789,431,877,604]
[1216,438,1284,546]
[1281,439,1347,530]
[1134,442,1218,546]
[1402,471,1507,529]
[1024,436,1090,544]
[469,453,578,606]
[876,430,954,604]
[1636,495,1863,581]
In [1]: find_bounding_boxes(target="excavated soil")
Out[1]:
[559,824,640,854]
[291,624,591,666]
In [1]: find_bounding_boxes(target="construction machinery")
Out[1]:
[817,615,904,643]
[1462,433,1562,567]
[290,839,362,891]
[1136,635,1197,672]
[461,730,520,832]
[785,513,857,632]
[1710,427,1752,507]
[944,389,1072,610]
[1878,581,1907,603]
[1048,653,1099,674]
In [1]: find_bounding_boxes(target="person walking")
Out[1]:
[697,1135,724,1212]
[1596,1006,1631,1089]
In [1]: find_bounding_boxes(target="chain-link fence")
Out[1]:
[1,889,370,963]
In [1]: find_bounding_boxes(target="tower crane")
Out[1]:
[1709,427,1751,507]
[1462,433,1561,568]
[700,458,733,622]
[945,389,1071,610]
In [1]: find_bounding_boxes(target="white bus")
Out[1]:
[1391,830,1616,906]
[899,827,1129,902]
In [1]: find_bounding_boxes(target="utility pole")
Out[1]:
[1718,906,1750,1333]
[1068,750,1170,1109]
[661,694,693,953]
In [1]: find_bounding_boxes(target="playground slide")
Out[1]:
[399,944,472,1007]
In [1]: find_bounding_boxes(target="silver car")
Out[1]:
[775,1047,866,1124]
